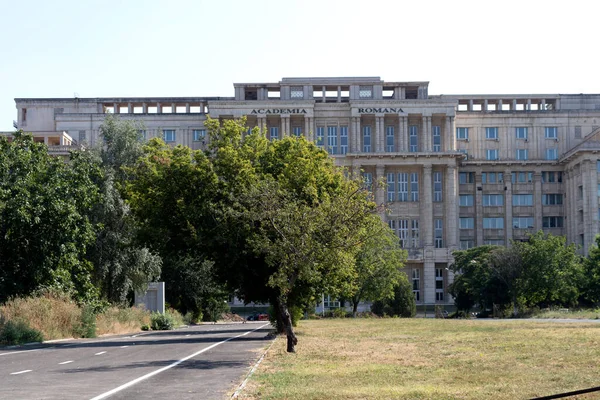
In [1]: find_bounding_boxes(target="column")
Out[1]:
[304,116,310,141]
[127,103,132,114]
[171,103,176,113]
[352,117,360,153]
[534,172,543,231]
[375,116,383,152]
[402,117,409,152]
[475,172,484,246]
[583,160,594,253]
[397,117,404,152]
[375,165,385,208]
[445,165,458,249]
[483,99,488,112]
[322,86,326,103]
[423,165,433,247]
[337,86,341,103]
[445,116,452,152]
[156,102,162,114]
[498,99,503,111]
[400,87,406,100]
[590,162,598,249]
[185,103,190,113]
[352,160,362,179]
[424,261,436,304]
[424,116,432,152]
[281,116,289,138]
[504,169,513,244]
[142,103,148,113]
[114,103,119,114]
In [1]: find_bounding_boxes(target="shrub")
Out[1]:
[150,309,183,330]
[183,310,203,325]
[0,320,44,345]
[73,305,97,338]
[371,279,416,318]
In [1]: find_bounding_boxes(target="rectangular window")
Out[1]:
[363,126,372,152]
[398,220,409,248]
[513,217,534,229]
[460,217,474,229]
[482,172,504,183]
[460,194,474,206]
[435,268,444,301]
[459,172,475,184]
[460,240,475,250]
[409,126,418,152]
[545,127,557,139]
[434,219,443,248]
[542,216,564,228]
[410,173,419,201]
[411,220,420,247]
[512,194,534,206]
[511,171,534,183]
[546,148,558,160]
[316,126,324,148]
[163,129,176,143]
[486,127,498,139]
[483,194,504,206]
[516,127,528,140]
[359,86,373,98]
[386,126,395,152]
[412,269,420,301]
[292,126,302,137]
[340,126,348,154]
[542,194,563,205]
[433,171,442,202]
[192,129,206,141]
[363,172,373,191]
[398,173,408,202]
[486,149,499,160]
[270,127,279,141]
[483,217,504,229]
[484,239,505,246]
[432,126,441,152]
[456,127,469,140]
[387,173,395,202]
[516,149,528,160]
[542,171,563,183]
[327,126,338,155]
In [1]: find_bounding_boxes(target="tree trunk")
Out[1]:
[352,300,359,318]
[278,300,298,353]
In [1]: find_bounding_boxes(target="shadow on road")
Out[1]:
[59,358,250,374]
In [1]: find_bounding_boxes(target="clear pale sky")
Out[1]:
[0,0,597,131]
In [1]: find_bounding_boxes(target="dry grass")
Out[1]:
[239,319,600,400]
[96,306,150,336]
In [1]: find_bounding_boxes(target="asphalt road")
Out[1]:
[0,322,273,400]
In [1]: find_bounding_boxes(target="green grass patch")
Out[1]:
[239,319,600,399]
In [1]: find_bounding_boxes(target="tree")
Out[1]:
[0,132,100,302]
[347,214,407,316]
[583,235,600,305]
[371,277,416,318]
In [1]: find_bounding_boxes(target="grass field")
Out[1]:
[239,318,600,399]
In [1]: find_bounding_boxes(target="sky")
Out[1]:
[0,0,597,131]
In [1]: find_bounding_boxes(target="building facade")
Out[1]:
[10,76,600,306]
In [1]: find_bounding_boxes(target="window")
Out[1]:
[516,149,528,160]
[484,239,505,246]
[542,171,562,183]
[545,127,557,139]
[483,217,504,229]
[483,194,504,206]
[432,126,441,152]
[459,172,475,184]
[460,194,474,206]
[386,126,395,152]
[411,220,420,247]
[460,240,475,250]
[579,185,583,200]
[456,127,469,140]
[340,126,348,154]
[290,86,304,99]
[482,172,503,184]
[316,126,324,148]
[398,173,408,202]
[410,173,419,201]
[363,172,373,190]
[138,130,146,141]
[359,86,373,98]
[542,216,564,228]
[398,220,409,248]
[409,125,418,152]
[460,217,474,229]
[542,194,563,205]
[363,126,371,152]
[486,149,499,160]
[412,269,420,301]
[192,129,206,141]
[292,126,302,137]
[486,127,498,140]
[433,172,442,202]
[163,129,176,143]
[434,219,443,248]
[513,217,534,229]
[516,127,528,140]
[270,127,279,141]
[387,173,395,202]
[435,268,444,301]
[546,148,558,160]
[511,171,533,183]
[512,194,533,206]
[327,126,338,155]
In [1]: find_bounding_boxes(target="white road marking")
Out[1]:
[185,334,191,337]
[94,351,107,355]
[59,361,74,365]
[119,346,129,348]
[10,370,32,375]
[89,324,269,400]
[0,349,41,356]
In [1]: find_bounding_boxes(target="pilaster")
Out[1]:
[423,165,433,247]
[534,172,543,231]
[504,169,513,244]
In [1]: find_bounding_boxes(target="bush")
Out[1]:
[150,309,183,330]
[73,305,97,338]
[371,279,416,318]
[0,320,44,345]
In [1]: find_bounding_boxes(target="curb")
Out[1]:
[231,335,277,398]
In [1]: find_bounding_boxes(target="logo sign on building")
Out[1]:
[358,107,404,114]
[251,109,308,114]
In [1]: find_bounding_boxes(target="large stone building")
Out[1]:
[9,76,600,306]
